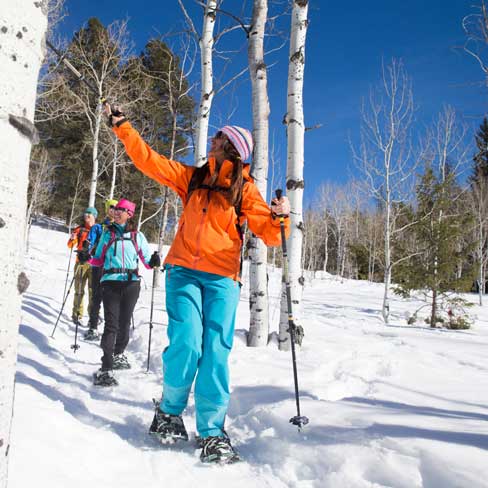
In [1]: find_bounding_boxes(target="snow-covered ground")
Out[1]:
[9,225,488,488]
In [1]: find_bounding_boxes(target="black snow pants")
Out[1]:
[100,280,140,371]
[88,266,103,329]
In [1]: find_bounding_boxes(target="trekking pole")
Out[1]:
[275,189,309,431]
[71,320,80,353]
[146,255,160,372]
[62,247,74,302]
[51,272,77,338]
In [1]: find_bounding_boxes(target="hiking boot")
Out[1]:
[199,435,241,464]
[113,353,131,370]
[149,408,188,444]
[93,369,118,387]
[84,328,100,341]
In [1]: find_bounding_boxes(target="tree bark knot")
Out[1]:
[8,114,39,144]
[290,49,304,64]
[17,272,30,294]
[34,0,48,14]
[286,179,305,190]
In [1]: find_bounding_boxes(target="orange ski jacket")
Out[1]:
[113,121,290,281]
[67,224,92,263]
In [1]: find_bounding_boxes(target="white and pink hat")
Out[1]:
[220,125,253,161]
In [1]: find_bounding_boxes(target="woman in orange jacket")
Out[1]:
[105,105,290,464]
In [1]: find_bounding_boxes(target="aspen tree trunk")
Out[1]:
[69,169,82,231]
[247,0,271,347]
[279,0,308,351]
[0,2,47,487]
[336,232,343,275]
[382,185,391,323]
[478,228,484,306]
[109,138,118,200]
[137,192,145,231]
[194,0,216,167]
[323,219,329,272]
[88,102,102,207]
[368,236,374,281]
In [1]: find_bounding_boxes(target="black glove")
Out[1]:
[148,251,161,268]
[106,104,127,127]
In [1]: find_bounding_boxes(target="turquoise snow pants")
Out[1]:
[160,265,240,438]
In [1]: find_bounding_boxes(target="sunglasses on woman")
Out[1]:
[114,207,128,213]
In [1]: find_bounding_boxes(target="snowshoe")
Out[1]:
[113,353,131,370]
[93,369,118,387]
[84,328,100,341]
[199,435,241,464]
[149,408,188,444]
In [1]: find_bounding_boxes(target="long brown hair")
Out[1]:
[125,217,138,232]
[188,138,244,207]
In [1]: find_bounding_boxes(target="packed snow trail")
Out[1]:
[9,225,488,487]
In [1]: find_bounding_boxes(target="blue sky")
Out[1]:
[58,0,487,203]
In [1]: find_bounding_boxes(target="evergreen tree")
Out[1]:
[395,166,475,327]
[470,118,488,301]
[472,117,488,185]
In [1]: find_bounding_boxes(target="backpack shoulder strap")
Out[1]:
[130,231,139,253]
[76,226,86,240]
[90,227,117,266]
[131,231,152,269]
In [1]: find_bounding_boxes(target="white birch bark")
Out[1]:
[137,191,145,231]
[477,215,485,305]
[194,0,216,167]
[323,219,329,272]
[88,102,102,207]
[109,137,118,200]
[382,194,391,322]
[247,0,271,347]
[0,2,47,486]
[279,0,308,350]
